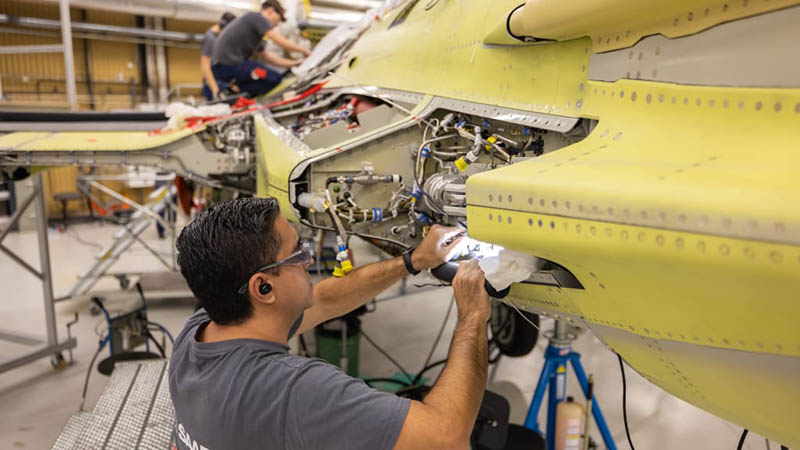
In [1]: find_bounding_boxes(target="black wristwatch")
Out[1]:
[402,248,421,275]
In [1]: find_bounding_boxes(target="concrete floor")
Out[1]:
[0,220,778,449]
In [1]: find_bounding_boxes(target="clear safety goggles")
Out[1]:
[237,240,315,295]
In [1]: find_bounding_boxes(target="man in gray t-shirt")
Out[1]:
[210,1,310,98]
[171,197,493,449]
[200,12,235,100]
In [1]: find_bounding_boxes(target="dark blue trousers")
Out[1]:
[211,61,284,98]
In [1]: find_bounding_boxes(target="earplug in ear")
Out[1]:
[259,282,272,295]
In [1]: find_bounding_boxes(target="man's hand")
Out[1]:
[410,225,464,270]
[452,260,490,323]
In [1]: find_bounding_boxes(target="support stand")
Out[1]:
[524,320,616,450]
[0,174,77,374]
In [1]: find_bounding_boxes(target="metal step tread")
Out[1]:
[53,359,174,450]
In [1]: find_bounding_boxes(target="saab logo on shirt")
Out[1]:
[177,423,211,450]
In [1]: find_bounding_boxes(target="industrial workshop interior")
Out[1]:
[1,0,798,449]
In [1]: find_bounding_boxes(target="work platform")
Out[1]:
[51,359,174,450]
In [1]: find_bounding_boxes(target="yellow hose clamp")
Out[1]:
[341,259,354,273]
[333,265,345,277]
[485,136,497,151]
[454,157,469,172]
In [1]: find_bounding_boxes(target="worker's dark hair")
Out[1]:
[219,12,236,29]
[176,197,281,325]
[261,0,286,21]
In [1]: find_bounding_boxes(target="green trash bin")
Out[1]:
[315,317,361,377]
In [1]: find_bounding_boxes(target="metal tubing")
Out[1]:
[0,244,43,279]
[0,14,204,42]
[570,353,617,450]
[547,356,568,450]
[59,0,78,111]
[0,330,43,346]
[0,44,65,54]
[33,175,58,346]
[153,18,169,104]
[88,181,170,229]
[0,184,38,243]
[0,339,76,373]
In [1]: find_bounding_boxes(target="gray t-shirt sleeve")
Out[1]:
[200,31,216,57]
[285,361,411,450]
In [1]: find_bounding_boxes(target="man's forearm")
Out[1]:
[200,57,218,94]
[263,51,296,68]
[266,30,305,54]
[421,316,488,443]
[299,256,408,333]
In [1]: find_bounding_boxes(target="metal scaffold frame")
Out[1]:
[0,174,77,374]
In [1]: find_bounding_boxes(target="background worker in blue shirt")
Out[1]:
[211,1,310,99]
[200,12,236,101]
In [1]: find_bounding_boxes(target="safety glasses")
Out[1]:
[237,240,315,295]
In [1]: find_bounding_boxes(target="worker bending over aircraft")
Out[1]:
[170,197,491,449]
[210,1,310,99]
[200,12,236,101]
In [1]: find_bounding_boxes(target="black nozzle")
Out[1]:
[430,262,510,298]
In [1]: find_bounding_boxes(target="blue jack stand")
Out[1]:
[523,320,617,450]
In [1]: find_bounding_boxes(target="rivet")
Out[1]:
[620,90,625,98]
[755,101,763,111]
[498,195,503,202]
[658,94,664,103]
[539,199,545,207]
[507,195,512,202]
[688,11,693,21]
[675,238,684,248]
[743,247,755,259]
[646,93,652,104]
[697,241,706,252]
[613,132,623,140]
[551,200,558,208]
[607,207,615,215]
[683,97,689,105]
[498,215,503,222]
[770,251,783,263]
[738,101,744,109]
[489,214,494,220]
[528,218,534,226]
[598,283,605,289]
[641,210,648,219]
[565,201,571,210]
[576,224,582,233]
[775,222,786,233]
[628,51,634,60]
[550,221,555,229]
[631,92,638,102]
[709,99,715,107]
[704,8,710,16]
[673,18,679,26]
[528,197,533,205]
[722,218,732,228]
[774,102,782,112]
[795,102,800,113]
[507,217,512,224]
[723,99,729,108]
[719,244,730,255]
[656,235,665,246]
[489,194,493,201]
[671,96,677,104]
[723,3,729,12]
[538,219,543,227]
[621,230,629,240]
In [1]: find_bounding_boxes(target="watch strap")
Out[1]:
[402,248,421,275]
